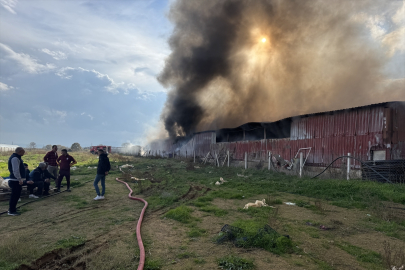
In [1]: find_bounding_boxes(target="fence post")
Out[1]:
[268,151,271,171]
[299,152,303,178]
[245,152,247,170]
[193,151,195,163]
[215,152,218,167]
[347,153,351,180]
[227,150,230,167]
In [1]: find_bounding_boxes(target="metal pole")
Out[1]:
[193,151,195,163]
[347,153,351,180]
[215,152,219,167]
[299,152,303,178]
[268,151,271,171]
[227,150,230,167]
[245,152,247,169]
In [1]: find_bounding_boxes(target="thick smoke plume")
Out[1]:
[159,0,405,138]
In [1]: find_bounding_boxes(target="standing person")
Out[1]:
[44,145,59,187]
[94,149,111,200]
[56,149,77,192]
[7,147,26,216]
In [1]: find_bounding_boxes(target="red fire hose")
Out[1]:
[115,177,148,270]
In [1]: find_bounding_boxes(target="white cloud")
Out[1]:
[0,43,56,74]
[43,108,67,123]
[41,48,67,60]
[0,81,13,91]
[1,0,17,14]
[56,66,138,94]
[88,114,94,120]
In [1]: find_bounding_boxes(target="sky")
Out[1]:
[0,0,172,148]
[0,0,404,149]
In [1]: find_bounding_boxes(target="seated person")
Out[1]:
[24,163,30,179]
[28,162,55,197]
[22,163,37,199]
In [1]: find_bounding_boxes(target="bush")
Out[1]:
[165,205,194,223]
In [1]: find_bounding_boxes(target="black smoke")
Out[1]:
[158,0,404,138]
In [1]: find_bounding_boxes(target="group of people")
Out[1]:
[7,145,111,216]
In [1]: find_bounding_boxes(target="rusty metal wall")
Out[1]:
[150,102,404,165]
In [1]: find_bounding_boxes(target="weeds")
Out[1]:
[217,255,255,270]
[144,259,163,270]
[230,220,293,254]
[194,258,206,264]
[188,227,207,237]
[165,205,194,223]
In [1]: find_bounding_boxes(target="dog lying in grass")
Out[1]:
[243,199,270,209]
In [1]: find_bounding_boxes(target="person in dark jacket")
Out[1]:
[93,149,111,200]
[22,163,40,199]
[7,147,26,216]
[29,162,55,196]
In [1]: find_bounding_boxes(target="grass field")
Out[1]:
[1,151,404,270]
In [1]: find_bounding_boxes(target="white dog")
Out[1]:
[243,199,269,209]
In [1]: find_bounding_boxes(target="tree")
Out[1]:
[43,145,52,150]
[29,142,36,149]
[71,142,82,152]
[122,142,131,148]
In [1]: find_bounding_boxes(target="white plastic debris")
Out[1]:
[284,202,296,206]
[71,166,77,170]
[0,177,9,188]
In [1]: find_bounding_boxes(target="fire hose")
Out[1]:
[115,177,148,270]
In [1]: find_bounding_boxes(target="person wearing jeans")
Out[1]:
[94,149,111,200]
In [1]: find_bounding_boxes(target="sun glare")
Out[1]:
[261,38,266,43]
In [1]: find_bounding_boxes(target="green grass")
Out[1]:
[56,235,86,249]
[62,194,89,209]
[165,205,194,223]
[373,219,405,240]
[217,255,255,270]
[199,205,228,216]
[188,227,207,237]
[336,242,382,267]
[144,258,163,270]
[230,219,293,254]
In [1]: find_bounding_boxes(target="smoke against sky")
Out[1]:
[159,0,405,138]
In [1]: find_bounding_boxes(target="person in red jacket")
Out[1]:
[56,149,77,192]
[43,145,59,187]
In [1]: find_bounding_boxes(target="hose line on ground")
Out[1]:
[0,179,94,216]
[115,177,148,270]
[311,155,391,183]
